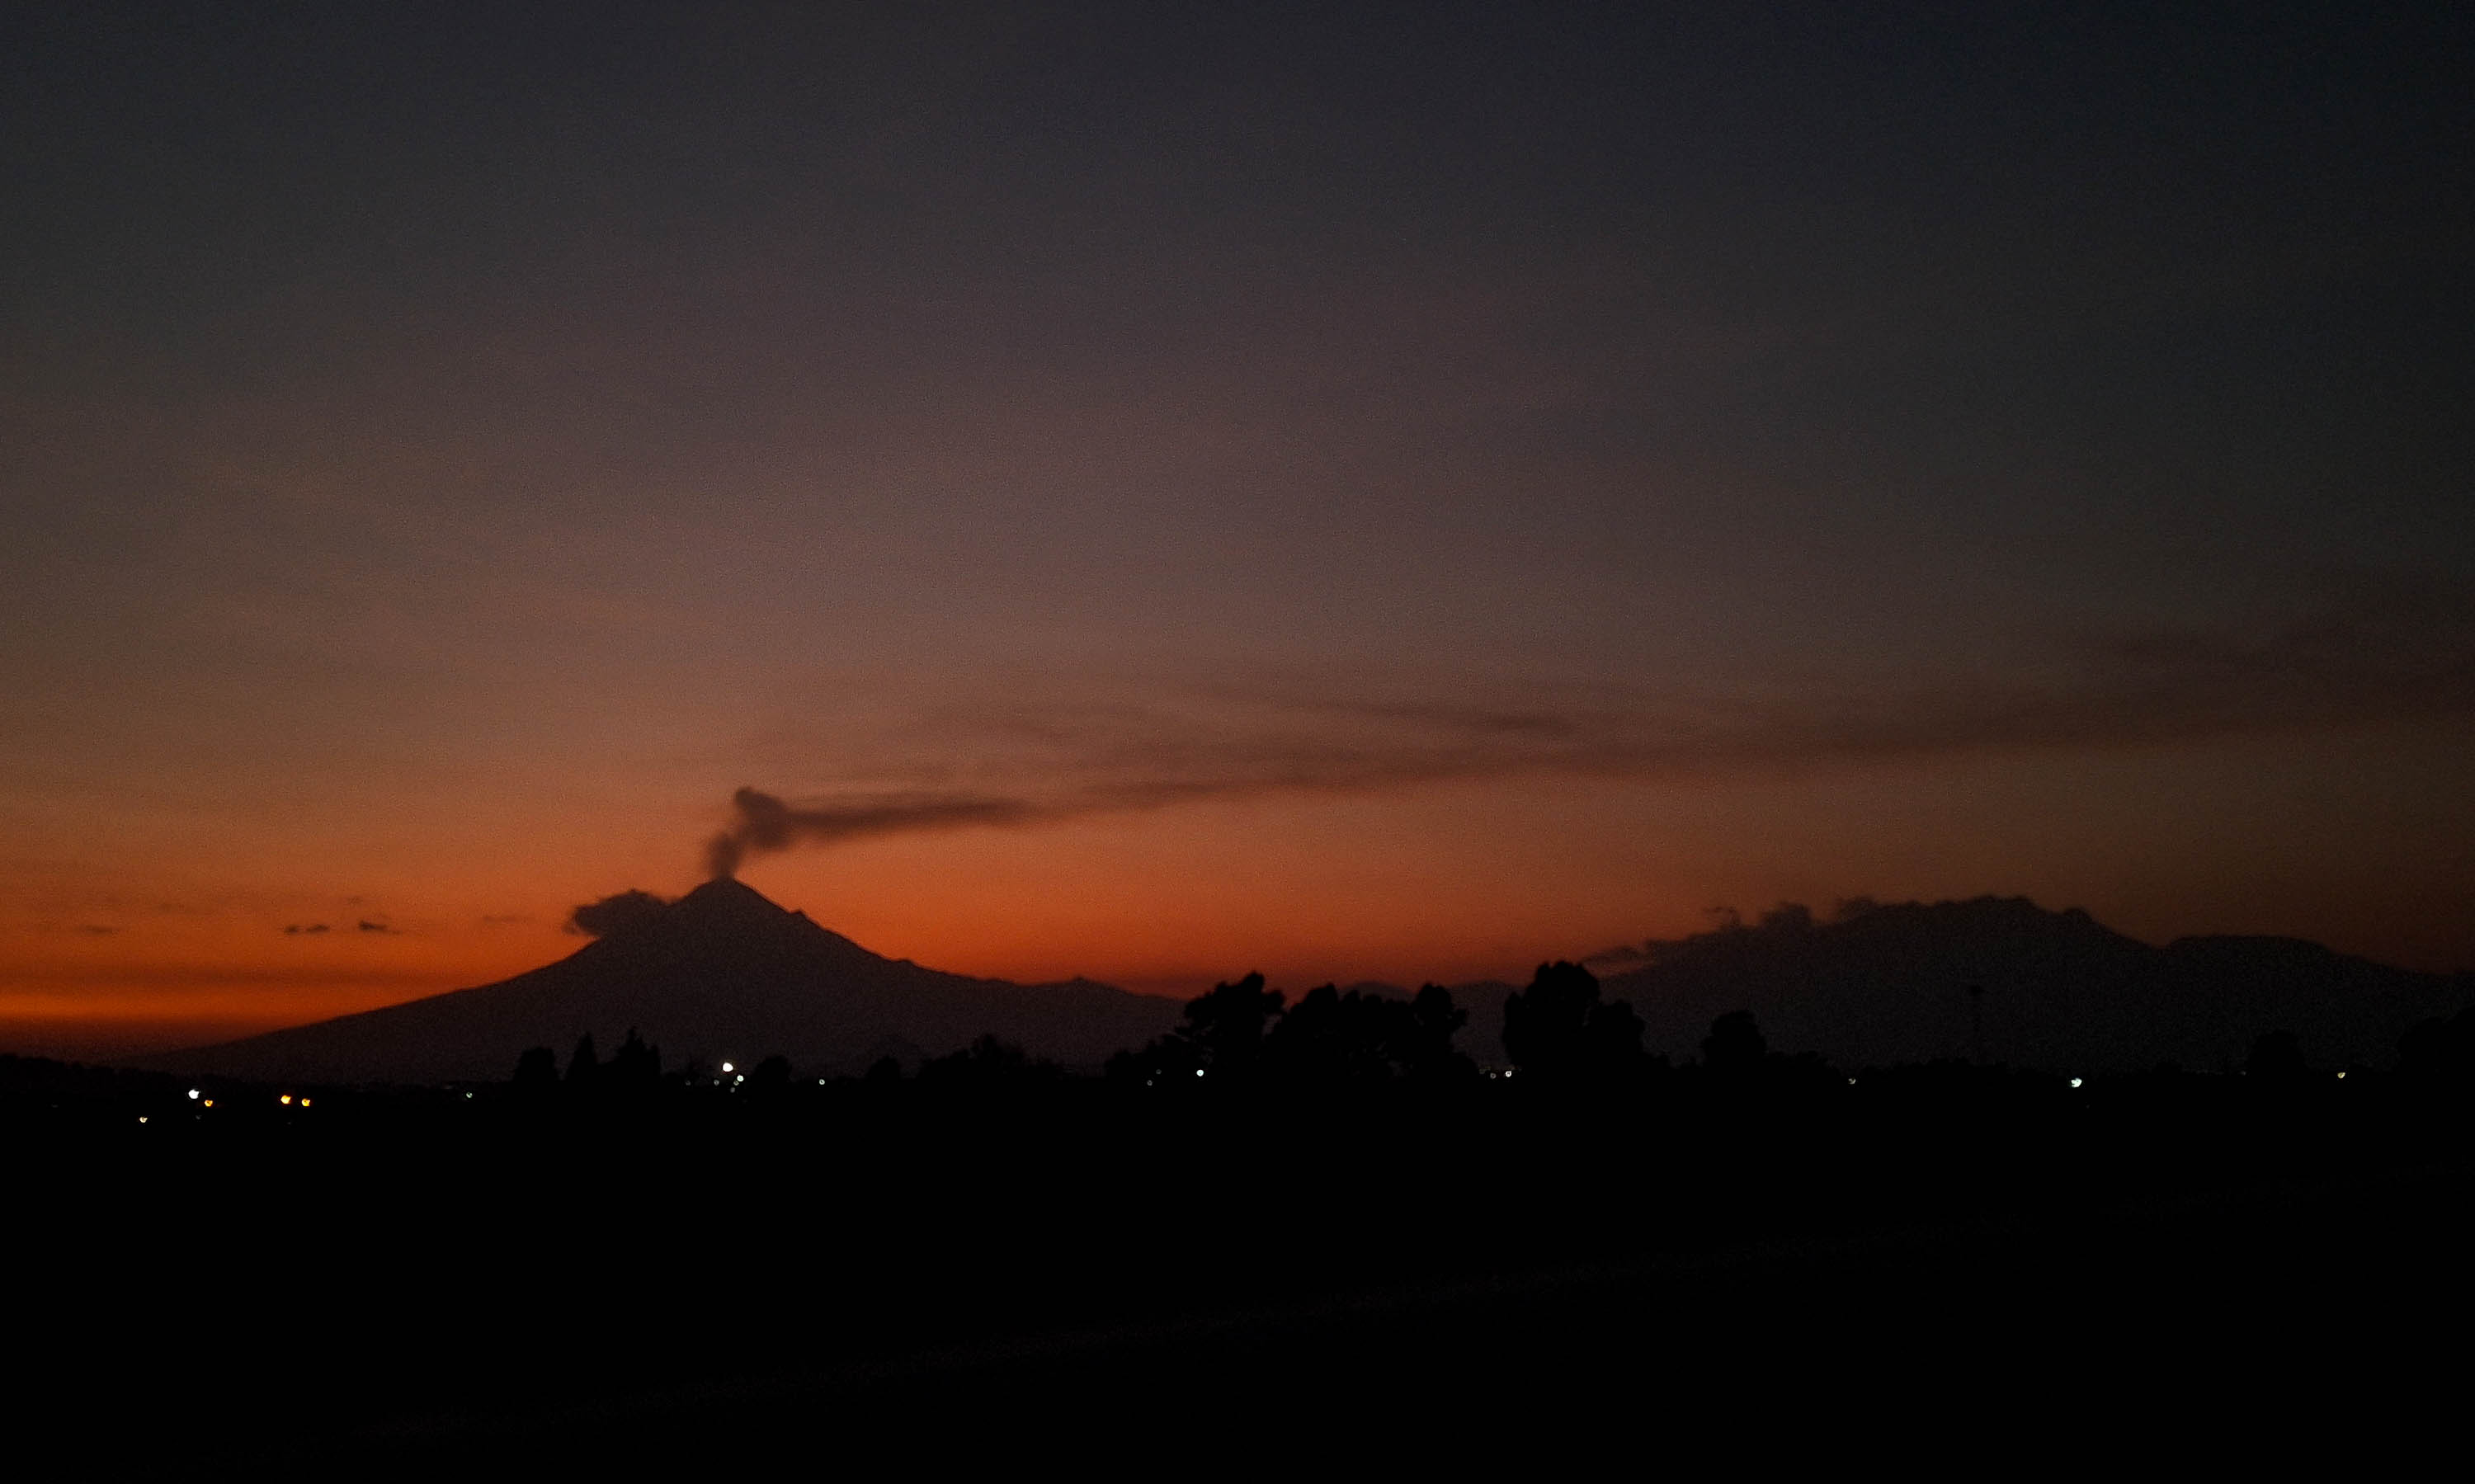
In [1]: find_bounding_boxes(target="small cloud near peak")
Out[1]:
[567,889,673,937]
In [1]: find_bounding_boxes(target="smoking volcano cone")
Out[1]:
[146,879,1179,1083]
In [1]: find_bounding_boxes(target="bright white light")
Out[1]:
[720,1062,734,1073]
[138,1116,148,1124]
[187,1089,200,1100]
[2337,1071,2347,1079]
[1194,1069,1204,1077]
[735,1074,745,1083]
[2070,1077,2084,1089]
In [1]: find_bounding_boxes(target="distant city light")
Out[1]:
[202,1099,214,1107]
[280,1095,292,1105]
[2070,1077,2084,1088]
[300,1098,311,1107]
[1194,1069,1204,1077]
[2337,1071,2347,1079]
[735,1074,745,1083]
[720,1062,733,1074]
[187,1089,200,1100]
[138,1116,148,1124]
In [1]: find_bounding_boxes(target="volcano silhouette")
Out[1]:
[1578,897,2473,1072]
[150,879,1182,1083]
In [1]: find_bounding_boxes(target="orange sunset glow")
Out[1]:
[10,718,2471,1061]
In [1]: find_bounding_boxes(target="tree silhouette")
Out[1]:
[919,1034,1062,1088]
[1265,985,1395,1086]
[1399,984,1478,1084]
[1703,1011,1768,1073]
[1502,962,1645,1081]
[606,1027,662,1091]
[1115,978,1478,1089]
[512,1045,559,1092]
[1172,973,1287,1081]
[565,1033,599,1086]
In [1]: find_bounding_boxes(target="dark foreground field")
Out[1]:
[13,1072,2475,1471]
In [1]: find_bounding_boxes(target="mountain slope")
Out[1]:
[147,879,1181,1083]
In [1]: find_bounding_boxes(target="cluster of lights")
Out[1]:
[133,1058,2365,1116]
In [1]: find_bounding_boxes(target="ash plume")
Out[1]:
[705,786,1044,878]
[700,584,2475,877]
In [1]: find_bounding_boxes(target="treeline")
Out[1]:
[13,960,2475,1131]
[494,960,1693,1097]
[1094,963,1830,1093]
[491,957,2475,1102]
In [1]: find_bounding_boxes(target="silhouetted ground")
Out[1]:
[9,1061,2473,1471]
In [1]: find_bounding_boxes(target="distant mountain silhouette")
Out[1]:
[145,879,1181,1083]
[1579,898,2472,1073]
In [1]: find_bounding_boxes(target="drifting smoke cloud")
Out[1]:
[703,587,2475,876]
[702,771,1477,880]
[705,786,1045,878]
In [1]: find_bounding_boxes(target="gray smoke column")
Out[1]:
[705,785,1044,878]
